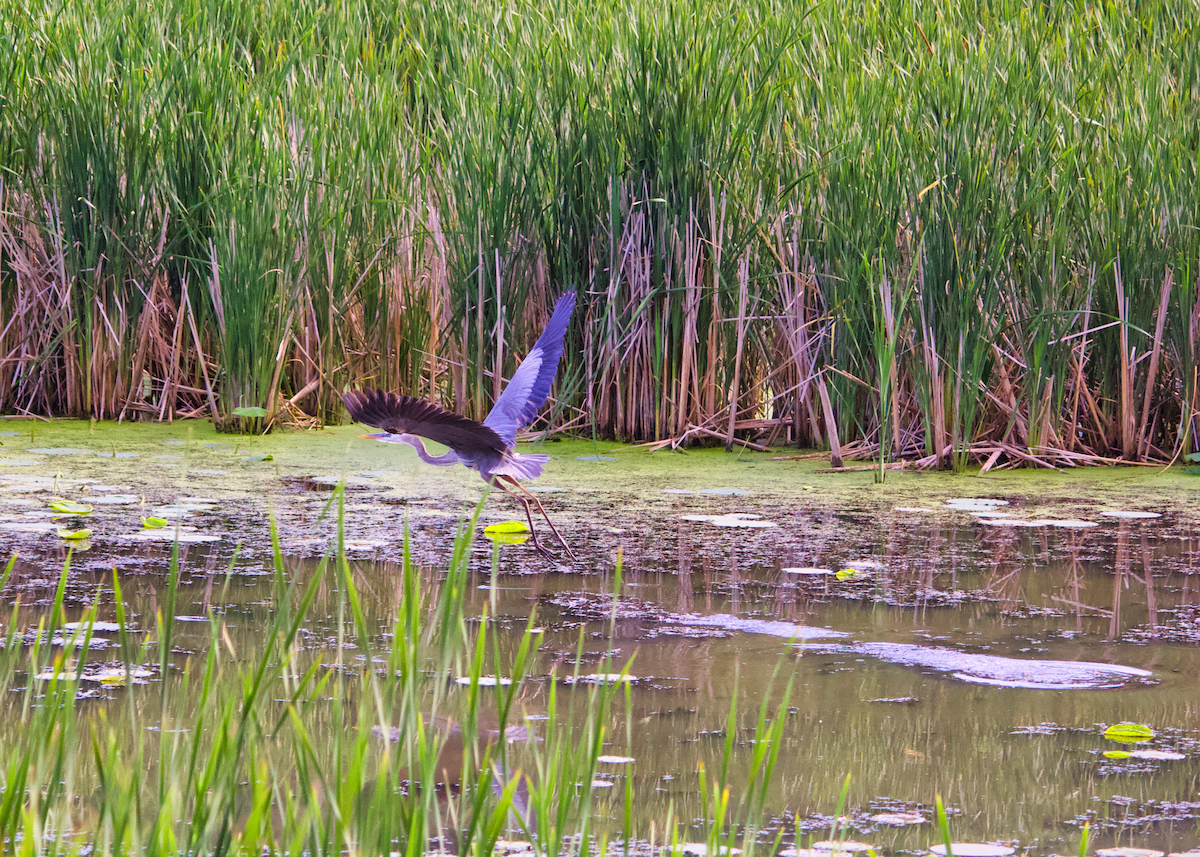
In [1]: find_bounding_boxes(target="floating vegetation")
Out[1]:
[484,521,532,545]
[56,528,91,540]
[698,488,751,496]
[596,755,635,764]
[811,842,874,853]
[34,665,153,685]
[1104,723,1155,744]
[48,500,93,515]
[681,513,776,528]
[62,621,123,633]
[929,845,1015,857]
[141,516,169,529]
[1095,849,1165,857]
[95,451,139,458]
[127,528,221,543]
[1040,519,1099,529]
[25,448,94,456]
[1101,511,1162,519]
[189,469,227,476]
[946,498,1010,509]
[1104,749,1187,761]
[0,522,59,533]
[561,673,633,685]
[783,567,833,576]
[341,539,387,552]
[454,676,513,687]
[88,494,141,505]
[662,489,694,495]
[850,643,1153,690]
[241,453,273,462]
[893,506,934,513]
[869,811,927,826]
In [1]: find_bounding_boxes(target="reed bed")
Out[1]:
[1,0,1197,467]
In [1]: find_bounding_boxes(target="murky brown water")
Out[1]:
[3,426,1200,853]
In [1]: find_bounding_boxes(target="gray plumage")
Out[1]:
[343,292,578,558]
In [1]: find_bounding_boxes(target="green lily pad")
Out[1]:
[57,528,92,540]
[1104,722,1155,743]
[232,406,268,418]
[1103,750,1133,759]
[141,516,170,529]
[241,453,273,462]
[485,520,530,535]
[48,500,93,515]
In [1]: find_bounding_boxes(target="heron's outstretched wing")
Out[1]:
[343,388,506,455]
[484,291,576,444]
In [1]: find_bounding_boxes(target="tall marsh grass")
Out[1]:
[0,0,1197,466]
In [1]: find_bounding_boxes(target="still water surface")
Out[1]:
[5,504,1199,854]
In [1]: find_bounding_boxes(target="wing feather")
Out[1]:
[343,388,506,455]
[484,291,576,444]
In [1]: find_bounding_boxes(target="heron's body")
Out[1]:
[344,292,577,557]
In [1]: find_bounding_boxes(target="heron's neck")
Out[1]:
[402,434,460,466]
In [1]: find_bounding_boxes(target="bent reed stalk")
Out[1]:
[0,0,1197,467]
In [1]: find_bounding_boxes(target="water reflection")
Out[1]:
[2,510,1200,851]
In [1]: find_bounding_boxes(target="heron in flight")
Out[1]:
[343,291,577,559]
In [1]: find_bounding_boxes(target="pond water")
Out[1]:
[2,422,1200,854]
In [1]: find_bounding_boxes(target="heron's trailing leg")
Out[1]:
[499,475,577,561]
[490,478,554,558]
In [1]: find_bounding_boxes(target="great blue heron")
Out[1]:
[343,291,577,559]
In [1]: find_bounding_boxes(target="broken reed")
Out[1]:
[1,0,1197,465]
[0,492,793,855]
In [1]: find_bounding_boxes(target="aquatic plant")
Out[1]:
[0,489,803,855]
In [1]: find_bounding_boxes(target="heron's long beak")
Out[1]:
[360,433,386,439]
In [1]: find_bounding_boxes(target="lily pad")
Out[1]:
[783,567,833,576]
[26,448,94,455]
[893,506,934,513]
[241,453,273,462]
[1100,510,1161,519]
[1104,722,1155,743]
[128,529,221,544]
[455,676,513,686]
[682,513,776,528]
[0,522,59,533]
[698,487,751,496]
[95,451,139,458]
[48,500,93,515]
[929,845,1015,857]
[189,469,227,476]
[231,406,268,418]
[561,673,633,685]
[1127,749,1186,761]
[662,489,694,495]
[596,755,636,764]
[869,812,927,826]
[89,494,141,505]
[141,517,169,529]
[62,621,124,633]
[678,845,740,856]
[485,520,531,535]
[57,528,92,540]
[1,459,40,467]
[811,842,874,853]
[1041,519,1099,528]
[1095,850,1165,857]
